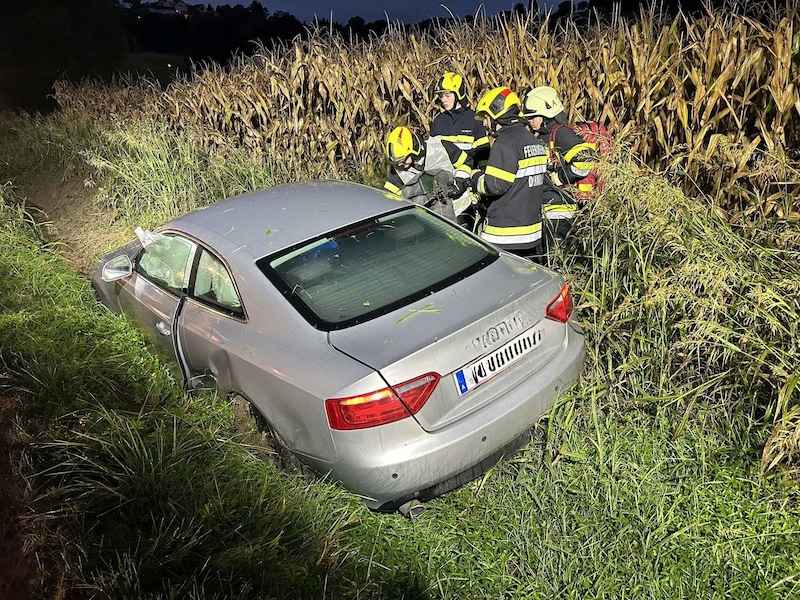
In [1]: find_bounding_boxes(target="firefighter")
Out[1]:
[468,87,548,258]
[430,72,489,166]
[430,72,488,229]
[384,126,472,223]
[521,86,597,248]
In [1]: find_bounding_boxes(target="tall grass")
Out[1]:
[31,405,364,599]
[0,113,99,188]
[83,120,289,226]
[553,154,800,466]
[0,187,177,421]
[543,138,800,471]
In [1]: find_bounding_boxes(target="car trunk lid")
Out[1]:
[328,255,568,432]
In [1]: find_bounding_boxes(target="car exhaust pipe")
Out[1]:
[397,499,424,518]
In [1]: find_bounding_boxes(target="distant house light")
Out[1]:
[142,0,189,17]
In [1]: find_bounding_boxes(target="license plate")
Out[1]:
[454,327,544,396]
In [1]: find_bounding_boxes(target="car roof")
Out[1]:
[161,180,404,260]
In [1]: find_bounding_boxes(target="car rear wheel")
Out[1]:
[230,394,316,479]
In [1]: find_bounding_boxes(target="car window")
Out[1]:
[192,249,243,317]
[136,234,195,294]
[260,207,498,330]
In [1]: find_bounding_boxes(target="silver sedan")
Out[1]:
[92,180,585,512]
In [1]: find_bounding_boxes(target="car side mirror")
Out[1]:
[101,255,133,282]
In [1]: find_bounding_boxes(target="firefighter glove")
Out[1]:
[469,170,483,193]
[448,177,470,198]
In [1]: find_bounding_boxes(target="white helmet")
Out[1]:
[521,86,565,119]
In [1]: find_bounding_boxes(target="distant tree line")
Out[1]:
[127,2,299,63]
[1,0,739,113]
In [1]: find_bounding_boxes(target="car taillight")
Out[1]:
[545,284,574,323]
[325,373,440,430]
[393,373,439,413]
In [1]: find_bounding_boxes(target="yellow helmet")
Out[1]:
[521,86,565,119]
[386,127,424,163]
[434,72,466,101]
[474,87,521,122]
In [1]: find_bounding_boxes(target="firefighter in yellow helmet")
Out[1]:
[521,86,597,248]
[430,73,490,165]
[468,86,548,257]
[430,72,488,228]
[384,126,472,223]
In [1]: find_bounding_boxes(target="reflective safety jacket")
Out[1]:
[543,123,597,222]
[472,120,548,251]
[383,137,471,220]
[431,105,489,168]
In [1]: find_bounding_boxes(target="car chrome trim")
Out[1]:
[466,310,531,351]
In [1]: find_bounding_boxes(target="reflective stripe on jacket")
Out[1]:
[474,120,548,249]
[383,137,470,222]
[545,123,600,206]
[549,124,596,183]
[542,179,578,221]
[543,203,577,220]
[431,106,488,168]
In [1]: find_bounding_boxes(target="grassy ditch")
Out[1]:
[0,184,371,598]
[2,115,800,598]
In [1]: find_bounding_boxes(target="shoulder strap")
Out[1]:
[547,124,565,163]
[548,124,564,145]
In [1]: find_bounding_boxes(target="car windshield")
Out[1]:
[260,207,498,330]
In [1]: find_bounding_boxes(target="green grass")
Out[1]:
[83,119,295,227]
[0,114,99,188]
[346,406,800,598]
[31,404,364,599]
[0,187,177,422]
[2,115,800,598]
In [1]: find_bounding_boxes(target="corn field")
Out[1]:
[53,4,800,217]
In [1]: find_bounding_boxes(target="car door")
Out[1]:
[176,246,246,392]
[117,233,197,365]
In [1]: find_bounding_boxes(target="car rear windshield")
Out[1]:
[259,207,498,330]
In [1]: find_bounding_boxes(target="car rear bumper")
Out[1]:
[306,323,586,509]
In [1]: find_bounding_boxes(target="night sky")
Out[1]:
[205,0,544,25]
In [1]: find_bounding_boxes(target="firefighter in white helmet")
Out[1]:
[522,86,597,248]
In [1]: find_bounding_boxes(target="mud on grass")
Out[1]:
[25,176,129,274]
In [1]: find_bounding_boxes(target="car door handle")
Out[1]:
[155,321,172,337]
